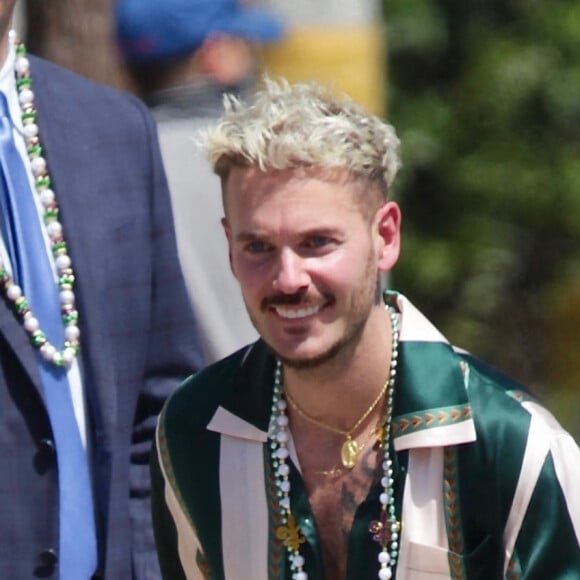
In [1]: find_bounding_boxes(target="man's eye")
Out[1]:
[246,240,271,253]
[304,236,330,249]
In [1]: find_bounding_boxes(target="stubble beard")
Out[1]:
[254,251,381,371]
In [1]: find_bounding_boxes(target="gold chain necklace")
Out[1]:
[314,423,384,476]
[285,374,389,469]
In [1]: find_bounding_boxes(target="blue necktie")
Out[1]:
[0,92,97,578]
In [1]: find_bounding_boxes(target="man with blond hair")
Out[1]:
[151,78,580,580]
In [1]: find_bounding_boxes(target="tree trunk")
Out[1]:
[24,0,134,92]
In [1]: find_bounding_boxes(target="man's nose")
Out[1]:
[273,248,310,293]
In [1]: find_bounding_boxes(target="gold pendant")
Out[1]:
[275,513,306,551]
[340,436,359,469]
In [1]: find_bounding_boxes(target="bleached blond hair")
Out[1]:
[204,77,401,199]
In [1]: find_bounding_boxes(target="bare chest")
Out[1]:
[300,444,380,580]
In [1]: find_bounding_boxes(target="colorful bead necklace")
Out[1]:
[269,304,401,579]
[0,34,80,368]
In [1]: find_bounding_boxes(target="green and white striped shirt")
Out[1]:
[152,293,580,579]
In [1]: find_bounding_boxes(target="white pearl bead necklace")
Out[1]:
[0,33,80,368]
[268,304,401,579]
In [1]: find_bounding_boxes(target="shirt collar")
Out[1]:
[0,38,23,130]
[207,293,477,449]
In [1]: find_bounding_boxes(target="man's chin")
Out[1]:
[272,342,343,370]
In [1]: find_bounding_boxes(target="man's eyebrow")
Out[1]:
[235,226,342,243]
[235,232,264,243]
[301,227,340,236]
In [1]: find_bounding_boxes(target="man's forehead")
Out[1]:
[223,165,382,219]
[227,165,356,187]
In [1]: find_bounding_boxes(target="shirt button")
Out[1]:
[34,438,56,474]
[39,438,55,454]
[39,548,58,567]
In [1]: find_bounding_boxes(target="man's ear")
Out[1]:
[221,217,237,278]
[374,201,401,272]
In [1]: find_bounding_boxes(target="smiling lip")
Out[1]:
[273,304,323,320]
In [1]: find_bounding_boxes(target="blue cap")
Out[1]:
[115,0,285,62]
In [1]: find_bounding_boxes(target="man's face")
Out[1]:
[222,167,400,369]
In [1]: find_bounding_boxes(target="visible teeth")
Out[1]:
[275,304,321,319]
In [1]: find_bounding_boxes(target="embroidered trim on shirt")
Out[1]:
[506,390,536,405]
[264,443,285,578]
[195,549,212,580]
[443,446,467,580]
[506,551,523,580]
[392,404,472,436]
[157,419,196,530]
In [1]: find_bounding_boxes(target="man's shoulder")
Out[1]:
[460,353,564,444]
[29,54,145,116]
[161,344,260,430]
[462,353,537,407]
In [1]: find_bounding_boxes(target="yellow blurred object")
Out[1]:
[544,281,580,440]
[259,24,387,117]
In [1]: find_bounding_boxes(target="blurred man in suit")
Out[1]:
[0,1,203,577]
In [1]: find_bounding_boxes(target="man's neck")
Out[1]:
[282,306,393,429]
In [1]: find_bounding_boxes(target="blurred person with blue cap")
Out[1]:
[115,0,285,365]
[116,0,284,65]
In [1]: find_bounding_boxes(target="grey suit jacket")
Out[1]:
[154,102,258,364]
[0,55,203,578]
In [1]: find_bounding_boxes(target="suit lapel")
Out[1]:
[30,58,117,436]
[0,292,43,388]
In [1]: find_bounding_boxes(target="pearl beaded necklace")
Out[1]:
[269,304,401,579]
[0,34,80,368]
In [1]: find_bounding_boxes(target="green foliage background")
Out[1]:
[384,0,580,439]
